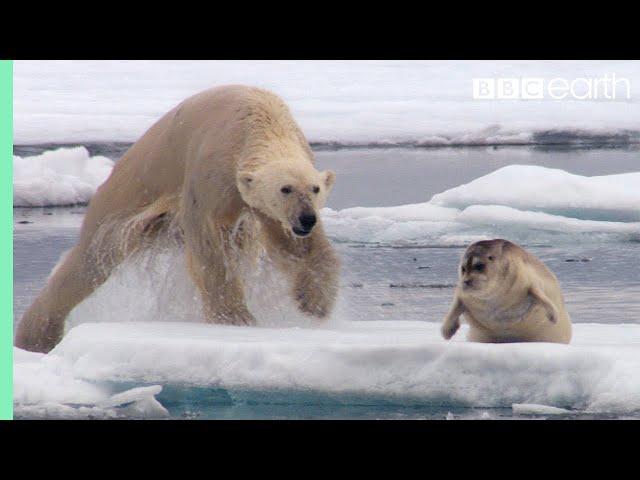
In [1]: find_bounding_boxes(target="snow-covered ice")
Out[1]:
[323,165,640,245]
[14,348,167,419]
[14,146,113,207]
[13,321,640,416]
[430,165,640,222]
[14,60,640,146]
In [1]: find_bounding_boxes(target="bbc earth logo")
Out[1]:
[473,74,631,100]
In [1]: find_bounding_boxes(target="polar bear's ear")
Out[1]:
[323,170,336,189]
[238,173,254,188]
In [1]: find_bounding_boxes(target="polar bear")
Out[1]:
[15,85,340,353]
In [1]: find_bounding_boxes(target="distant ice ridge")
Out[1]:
[13,322,640,417]
[13,60,640,145]
[13,146,113,207]
[323,165,640,245]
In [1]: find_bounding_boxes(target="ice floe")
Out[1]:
[14,347,167,419]
[13,321,640,417]
[323,166,640,245]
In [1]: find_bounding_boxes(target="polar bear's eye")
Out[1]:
[313,186,320,194]
[281,186,292,194]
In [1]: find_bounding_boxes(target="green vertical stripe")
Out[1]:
[0,60,13,420]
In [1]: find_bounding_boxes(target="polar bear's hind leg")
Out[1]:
[14,196,178,353]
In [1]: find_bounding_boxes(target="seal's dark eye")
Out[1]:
[475,264,485,272]
[281,186,292,194]
[488,256,494,261]
[461,266,466,273]
[313,186,320,194]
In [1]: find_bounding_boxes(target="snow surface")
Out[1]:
[13,321,640,416]
[14,146,113,207]
[14,60,640,145]
[322,166,640,245]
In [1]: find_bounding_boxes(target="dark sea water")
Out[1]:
[12,144,640,419]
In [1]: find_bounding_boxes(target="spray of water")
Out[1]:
[65,242,348,333]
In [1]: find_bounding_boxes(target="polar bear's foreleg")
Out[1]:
[291,229,340,319]
[261,219,340,320]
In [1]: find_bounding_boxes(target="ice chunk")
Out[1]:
[14,347,168,419]
[100,386,168,418]
[13,146,114,207]
[431,165,640,222]
[512,403,573,415]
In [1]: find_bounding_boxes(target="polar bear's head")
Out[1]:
[237,163,336,238]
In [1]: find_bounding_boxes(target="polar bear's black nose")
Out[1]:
[299,214,317,231]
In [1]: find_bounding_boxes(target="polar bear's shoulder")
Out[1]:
[184,85,288,115]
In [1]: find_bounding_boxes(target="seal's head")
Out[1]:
[459,239,514,293]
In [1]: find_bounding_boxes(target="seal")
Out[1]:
[440,239,572,344]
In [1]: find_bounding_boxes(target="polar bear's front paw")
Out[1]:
[441,320,460,340]
[236,311,257,326]
[210,308,256,326]
[295,289,330,319]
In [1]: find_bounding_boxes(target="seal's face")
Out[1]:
[459,239,510,294]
